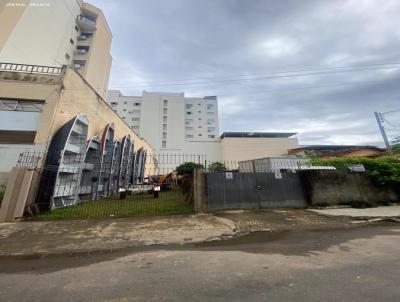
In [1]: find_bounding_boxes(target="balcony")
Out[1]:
[74,46,90,58]
[76,15,97,32]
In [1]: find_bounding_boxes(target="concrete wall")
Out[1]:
[0,0,112,99]
[0,67,153,185]
[0,0,30,50]
[221,137,299,162]
[58,68,152,152]
[0,70,63,184]
[299,170,400,207]
[0,0,81,66]
[80,2,112,99]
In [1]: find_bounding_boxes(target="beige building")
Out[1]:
[0,64,153,186]
[220,132,299,163]
[0,0,112,98]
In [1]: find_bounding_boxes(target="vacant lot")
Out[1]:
[31,188,193,220]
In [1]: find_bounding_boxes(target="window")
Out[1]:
[124,101,127,104]
[163,116,167,123]
[198,110,202,114]
[0,99,44,112]
[65,53,70,60]
[163,100,168,106]
[187,111,192,115]
[198,126,202,129]
[122,117,126,120]
[123,109,127,111]
[208,135,215,138]
[70,38,74,45]
[186,127,193,131]
[207,111,214,115]
[73,59,86,67]
[207,104,214,110]
[186,134,193,139]
[134,102,141,106]
[207,119,214,124]
[162,132,167,139]
[208,127,215,132]
[198,103,201,106]
[198,134,202,137]
[198,118,202,121]
[132,110,140,114]
[132,118,140,122]
[185,119,193,124]
[75,25,79,32]
[110,102,117,106]
[163,124,167,131]
[77,45,89,52]
[162,141,167,148]
[186,104,193,109]
[163,108,168,114]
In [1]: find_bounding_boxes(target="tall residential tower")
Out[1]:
[107,90,222,162]
[0,0,112,98]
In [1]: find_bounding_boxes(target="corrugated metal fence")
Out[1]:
[207,171,307,211]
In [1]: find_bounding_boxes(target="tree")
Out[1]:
[175,162,204,175]
[208,161,226,172]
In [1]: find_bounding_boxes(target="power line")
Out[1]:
[63,62,400,92]
[109,61,400,86]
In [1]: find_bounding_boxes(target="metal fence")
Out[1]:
[204,158,336,211]
[18,152,207,220]
[0,62,63,74]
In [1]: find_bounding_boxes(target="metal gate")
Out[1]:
[207,171,307,211]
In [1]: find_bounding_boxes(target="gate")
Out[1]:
[207,171,307,211]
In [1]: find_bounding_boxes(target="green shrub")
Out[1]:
[309,157,400,185]
[208,161,226,172]
[175,162,204,175]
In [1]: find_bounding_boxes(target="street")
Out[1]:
[1,224,399,301]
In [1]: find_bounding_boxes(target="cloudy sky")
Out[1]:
[92,0,400,146]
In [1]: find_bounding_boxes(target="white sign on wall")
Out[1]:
[225,172,233,179]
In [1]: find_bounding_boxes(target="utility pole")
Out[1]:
[374,112,393,156]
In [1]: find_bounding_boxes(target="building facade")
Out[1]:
[107,90,222,162]
[0,0,112,98]
[220,132,300,163]
[0,65,153,186]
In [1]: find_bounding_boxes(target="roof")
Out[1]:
[220,132,297,139]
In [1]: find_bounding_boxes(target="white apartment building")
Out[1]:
[107,90,222,162]
[0,0,112,98]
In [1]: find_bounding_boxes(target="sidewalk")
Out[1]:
[310,205,400,218]
[0,209,360,257]
[0,215,237,256]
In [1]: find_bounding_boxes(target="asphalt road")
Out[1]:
[1,224,399,302]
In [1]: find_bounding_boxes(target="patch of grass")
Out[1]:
[31,188,193,221]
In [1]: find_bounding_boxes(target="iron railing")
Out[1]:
[0,62,63,75]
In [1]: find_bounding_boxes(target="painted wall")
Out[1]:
[0,0,112,99]
[0,0,81,67]
[221,137,300,162]
[0,0,30,50]
[0,67,153,185]
[79,2,112,99]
